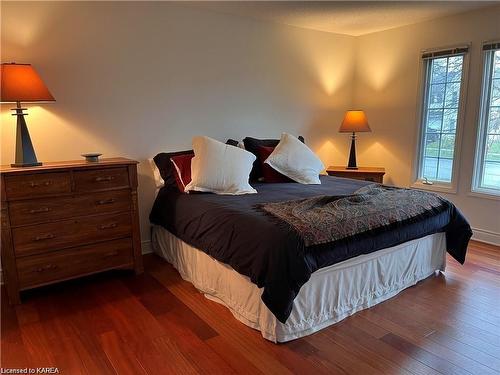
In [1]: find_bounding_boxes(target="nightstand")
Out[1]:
[0,158,143,304]
[326,166,385,183]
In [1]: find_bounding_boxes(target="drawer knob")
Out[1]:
[33,233,55,241]
[97,198,115,205]
[29,207,50,214]
[95,176,114,182]
[99,223,117,230]
[29,181,52,188]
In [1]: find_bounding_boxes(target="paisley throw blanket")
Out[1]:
[259,184,449,247]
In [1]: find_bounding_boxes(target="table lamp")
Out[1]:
[1,63,55,167]
[338,110,371,169]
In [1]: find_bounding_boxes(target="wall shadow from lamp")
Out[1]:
[339,110,371,170]
[0,63,55,167]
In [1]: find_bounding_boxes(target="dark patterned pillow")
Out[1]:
[243,136,305,181]
[256,146,294,183]
[170,153,195,192]
[153,150,194,190]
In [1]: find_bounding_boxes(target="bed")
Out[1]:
[149,175,471,342]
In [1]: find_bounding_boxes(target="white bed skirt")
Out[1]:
[151,225,446,342]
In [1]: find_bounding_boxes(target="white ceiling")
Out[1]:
[191,1,498,36]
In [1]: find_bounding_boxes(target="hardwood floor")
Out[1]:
[2,240,500,374]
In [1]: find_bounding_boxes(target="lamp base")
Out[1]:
[346,132,358,169]
[11,162,43,168]
[11,102,42,168]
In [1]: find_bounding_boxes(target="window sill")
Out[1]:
[469,189,500,201]
[411,181,457,195]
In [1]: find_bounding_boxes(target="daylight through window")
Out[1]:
[416,48,468,185]
[473,44,500,195]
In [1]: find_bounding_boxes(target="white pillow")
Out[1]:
[185,136,257,195]
[148,158,164,188]
[265,133,324,184]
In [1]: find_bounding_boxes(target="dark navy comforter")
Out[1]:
[149,176,471,323]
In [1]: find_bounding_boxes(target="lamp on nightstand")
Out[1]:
[0,63,55,167]
[339,110,371,170]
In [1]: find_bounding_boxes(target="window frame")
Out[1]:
[412,45,470,194]
[471,42,500,198]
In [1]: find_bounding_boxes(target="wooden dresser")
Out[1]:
[1,158,143,304]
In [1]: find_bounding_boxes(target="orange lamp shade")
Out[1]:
[0,63,55,103]
[339,110,371,133]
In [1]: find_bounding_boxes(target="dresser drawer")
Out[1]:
[9,190,131,226]
[4,172,71,200]
[12,212,132,257]
[17,238,133,289]
[74,167,130,192]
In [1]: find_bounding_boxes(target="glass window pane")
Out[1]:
[444,82,461,108]
[493,51,500,79]
[423,157,438,180]
[439,134,455,159]
[429,84,445,108]
[419,53,465,185]
[437,158,453,182]
[488,107,500,134]
[474,49,500,193]
[442,109,458,133]
[485,134,500,162]
[424,133,440,157]
[447,56,463,82]
[427,109,443,132]
[431,58,448,84]
[491,79,500,107]
[482,161,500,189]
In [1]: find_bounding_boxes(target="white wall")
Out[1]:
[1,2,499,247]
[353,5,500,244]
[0,1,356,249]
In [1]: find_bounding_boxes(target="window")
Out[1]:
[415,47,468,188]
[473,42,500,195]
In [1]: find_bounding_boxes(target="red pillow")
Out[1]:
[256,146,293,183]
[170,153,194,192]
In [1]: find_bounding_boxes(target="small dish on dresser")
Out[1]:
[81,153,102,162]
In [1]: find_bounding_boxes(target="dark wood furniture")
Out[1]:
[326,166,385,183]
[1,158,143,304]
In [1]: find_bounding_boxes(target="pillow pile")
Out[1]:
[151,139,239,191]
[152,133,323,195]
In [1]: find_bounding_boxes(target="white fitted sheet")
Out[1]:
[151,225,446,342]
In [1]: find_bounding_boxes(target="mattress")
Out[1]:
[151,224,447,342]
